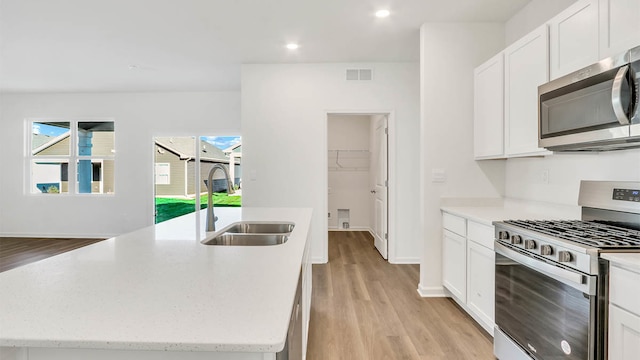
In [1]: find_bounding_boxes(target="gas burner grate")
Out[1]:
[504,220,640,248]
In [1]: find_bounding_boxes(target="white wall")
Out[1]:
[241,63,420,264]
[419,23,506,296]
[504,0,576,46]
[327,115,371,230]
[0,92,240,237]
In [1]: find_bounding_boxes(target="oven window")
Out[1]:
[495,253,593,359]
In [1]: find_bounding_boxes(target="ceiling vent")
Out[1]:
[346,69,373,81]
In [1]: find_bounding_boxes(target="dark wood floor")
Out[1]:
[0,237,105,272]
[307,231,494,360]
[0,232,494,359]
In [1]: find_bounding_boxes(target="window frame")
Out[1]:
[27,119,115,196]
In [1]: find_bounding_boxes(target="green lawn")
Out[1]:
[155,193,241,223]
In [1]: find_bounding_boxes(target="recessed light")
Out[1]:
[286,43,299,50]
[375,9,390,18]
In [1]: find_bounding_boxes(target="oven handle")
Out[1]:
[612,65,631,125]
[495,242,595,295]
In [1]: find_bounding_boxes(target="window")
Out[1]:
[29,120,115,194]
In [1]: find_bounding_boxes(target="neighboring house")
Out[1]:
[32,132,115,194]
[154,137,241,197]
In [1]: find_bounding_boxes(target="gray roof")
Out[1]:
[32,133,54,149]
[155,137,239,163]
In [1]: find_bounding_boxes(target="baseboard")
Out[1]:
[390,257,420,264]
[311,255,328,264]
[0,231,116,239]
[417,284,446,297]
[327,227,370,232]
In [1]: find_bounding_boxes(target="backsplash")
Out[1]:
[505,149,640,205]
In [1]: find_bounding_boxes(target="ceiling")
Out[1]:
[0,0,530,93]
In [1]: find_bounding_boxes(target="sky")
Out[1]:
[33,122,69,137]
[202,136,241,150]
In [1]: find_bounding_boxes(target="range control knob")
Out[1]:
[541,245,553,256]
[498,231,510,240]
[524,239,537,249]
[558,251,573,262]
[510,235,523,245]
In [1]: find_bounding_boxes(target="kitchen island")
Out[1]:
[0,207,312,360]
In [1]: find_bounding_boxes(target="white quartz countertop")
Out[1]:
[441,199,580,226]
[0,207,312,353]
[602,253,640,273]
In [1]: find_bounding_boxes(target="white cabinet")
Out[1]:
[549,0,599,80]
[467,240,495,334]
[504,25,551,157]
[608,264,640,360]
[474,52,504,159]
[443,229,467,302]
[442,211,495,335]
[599,0,640,58]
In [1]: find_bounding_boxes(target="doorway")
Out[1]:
[327,113,389,260]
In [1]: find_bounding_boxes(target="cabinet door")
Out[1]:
[474,52,505,159]
[442,229,466,302]
[467,240,495,334]
[599,0,640,58]
[549,0,599,79]
[504,25,551,157]
[609,305,640,360]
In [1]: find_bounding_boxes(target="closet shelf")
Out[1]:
[328,149,370,171]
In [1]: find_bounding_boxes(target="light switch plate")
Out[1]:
[432,169,446,183]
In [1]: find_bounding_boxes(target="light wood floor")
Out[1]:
[307,231,494,360]
[0,237,105,272]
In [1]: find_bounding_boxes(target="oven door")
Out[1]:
[494,242,598,360]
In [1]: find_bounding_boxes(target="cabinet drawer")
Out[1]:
[467,221,494,249]
[610,265,640,316]
[443,212,466,237]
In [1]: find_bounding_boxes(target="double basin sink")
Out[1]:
[201,221,295,246]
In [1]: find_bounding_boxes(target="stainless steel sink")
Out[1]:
[221,222,295,234]
[201,221,295,246]
[202,233,289,246]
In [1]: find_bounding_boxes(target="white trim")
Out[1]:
[0,231,117,239]
[391,257,420,264]
[417,284,446,297]
[323,109,396,263]
[327,227,371,231]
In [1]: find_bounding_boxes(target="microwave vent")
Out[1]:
[346,68,373,81]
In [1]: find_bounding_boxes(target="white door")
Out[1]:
[372,116,388,259]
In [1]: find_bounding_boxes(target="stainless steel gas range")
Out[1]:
[493,181,640,360]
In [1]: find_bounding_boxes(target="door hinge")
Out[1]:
[384,180,388,187]
[384,127,388,134]
[384,233,388,240]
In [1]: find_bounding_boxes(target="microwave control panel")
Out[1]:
[613,188,640,202]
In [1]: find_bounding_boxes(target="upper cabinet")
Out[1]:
[474,52,504,159]
[549,0,599,80]
[504,25,551,157]
[599,0,640,58]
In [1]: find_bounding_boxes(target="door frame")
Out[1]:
[323,110,396,263]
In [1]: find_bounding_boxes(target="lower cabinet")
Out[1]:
[467,240,495,333]
[608,264,640,360]
[442,211,495,335]
[443,229,467,302]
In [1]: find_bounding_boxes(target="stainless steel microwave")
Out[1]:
[538,46,640,151]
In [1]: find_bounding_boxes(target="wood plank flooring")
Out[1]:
[306,231,494,360]
[0,237,105,272]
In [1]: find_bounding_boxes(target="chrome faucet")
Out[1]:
[206,163,235,232]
